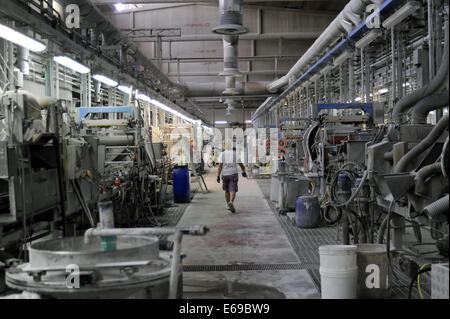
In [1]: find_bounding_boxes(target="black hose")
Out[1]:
[408,265,432,299]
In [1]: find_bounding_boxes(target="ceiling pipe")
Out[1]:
[212,0,249,114]
[266,0,384,93]
[212,0,249,35]
[59,0,187,97]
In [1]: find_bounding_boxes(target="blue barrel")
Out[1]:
[295,195,320,228]
[173,165,190,203]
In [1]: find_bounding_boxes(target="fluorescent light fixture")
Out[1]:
[320,64,334,75]
[0,24,46,52]
[115,3,137,11]
[215,121,227,124]
[245,120,252,124]
[378,88,389,94]
[382,1,421,29]
[137,93,151,102]
[53,56,90,74]
[150,98,194,122]
[93,74,118,87]
[137,94,194,122]
[202,125,213,131]
[333,50,352,67]
[309,74,320,82]
[402,82,411,87]
[355,97,362,102]
[355,29,382,49]
[117,85,132,94]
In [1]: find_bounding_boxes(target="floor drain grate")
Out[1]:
[183,263,318,272]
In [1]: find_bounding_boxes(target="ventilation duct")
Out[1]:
[220,35,242,78]
[212,0,248,35]
[225,99,236,116]
[212,0,249,112]
[266,0,384,93]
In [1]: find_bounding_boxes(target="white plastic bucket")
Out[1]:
[320,267,359,299]
[319,245,358,299]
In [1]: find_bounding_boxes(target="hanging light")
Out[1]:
[93,74,118,87]
[0,23,46,52]
[53,56,90,74]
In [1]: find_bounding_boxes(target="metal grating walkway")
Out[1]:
[255,178,425,299]
[183,263,319,272]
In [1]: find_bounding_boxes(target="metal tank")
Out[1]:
[5,235,179,299]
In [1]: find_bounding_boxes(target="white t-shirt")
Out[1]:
[218,150,241,176]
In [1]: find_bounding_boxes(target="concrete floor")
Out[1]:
[176,169,319,299]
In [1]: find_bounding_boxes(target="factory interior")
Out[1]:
[0,0,448,301]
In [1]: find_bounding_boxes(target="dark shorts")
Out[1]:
[222,174,239,193]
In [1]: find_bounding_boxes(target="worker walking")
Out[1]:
[217,147,247,213]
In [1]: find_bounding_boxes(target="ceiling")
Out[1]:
[91,0,346,122]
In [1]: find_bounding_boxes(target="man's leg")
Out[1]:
[225,192,230,204]
[230,192,236,203]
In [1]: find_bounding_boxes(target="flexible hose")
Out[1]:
[392,29,449,123]
[422,194,449,220]
[414,162,443,195]
[395,114,449,173]
[408,265,432,299]
[411,91,450,124]
[344,170,368,209]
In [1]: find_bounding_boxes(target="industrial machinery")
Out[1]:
[253,0,449,293]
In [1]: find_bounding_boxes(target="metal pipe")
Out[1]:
[266,0,383,93]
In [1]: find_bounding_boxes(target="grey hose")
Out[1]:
[422,194,449,220]
[414,162,443,195]
[395,114,449,173]
[411,91,450,124]
[392,32,449,123]
[343,170,368,209]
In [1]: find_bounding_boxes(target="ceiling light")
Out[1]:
[53,56,90,74]
[117,85,132,94]
[150,98,194,122]
[355,29,382,49]
[333,50,352,67]
[382,1,421,29]
[0,24,46,52]
[245,120,252,124]
[378,88,389,94]
[93,74,118,87]
[320,64,334,75]
[309,74,320,82]
[355,97,362,102]
[137,93,151,102]
[215,121,227,124]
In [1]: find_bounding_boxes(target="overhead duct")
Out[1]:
[266,0,384,93]
[186,81,268,97]
[212,0,248,35]
[225,98,236,116]
[220,35,242,78]
[212,0,249,112]
[223,76,239,95]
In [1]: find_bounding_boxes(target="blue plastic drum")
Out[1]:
[173,165,190,203]
[295,195,320,228]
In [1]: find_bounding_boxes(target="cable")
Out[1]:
[408,265,432,299]
[418,263,431,299]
